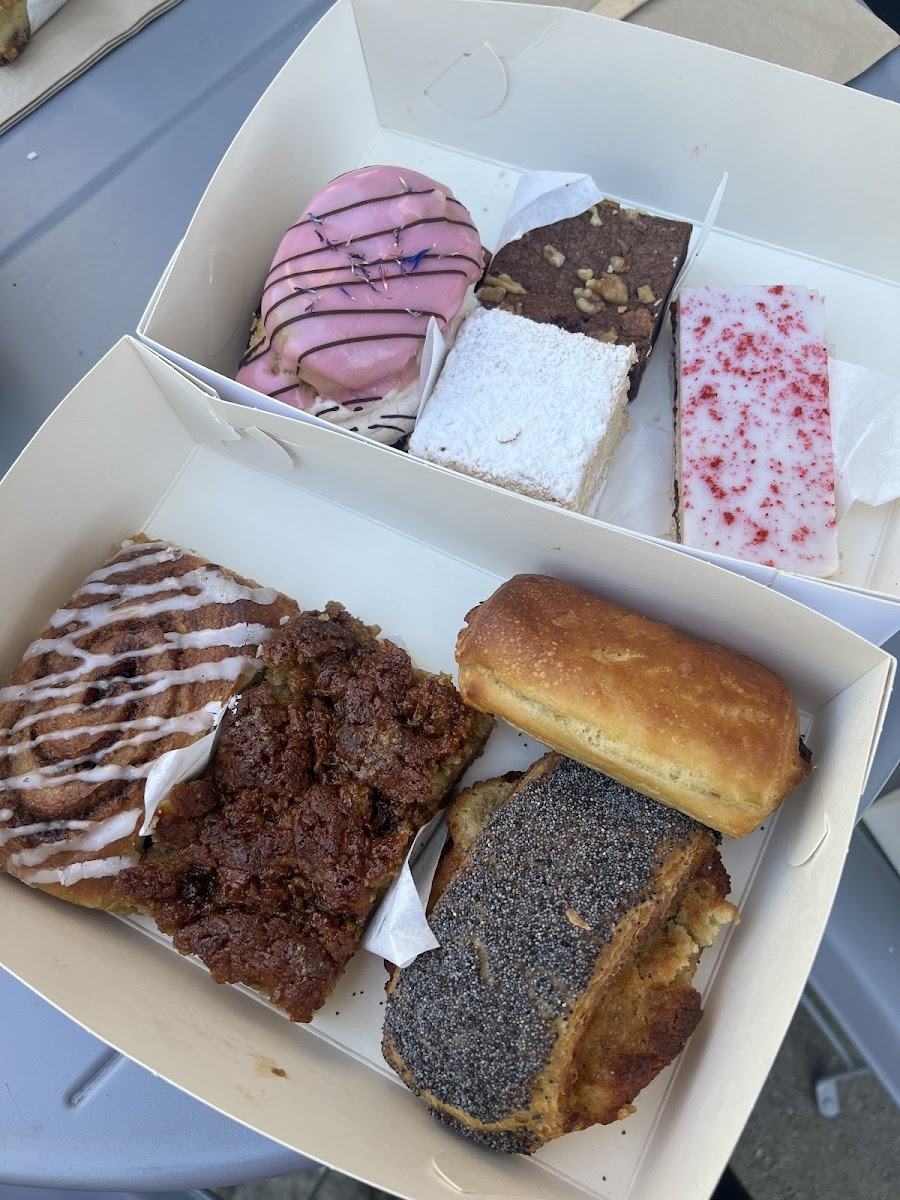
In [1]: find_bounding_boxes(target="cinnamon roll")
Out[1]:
[0,538,297,909]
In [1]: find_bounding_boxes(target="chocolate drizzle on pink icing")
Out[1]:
[236,166,484,411]
[263,220,481,281]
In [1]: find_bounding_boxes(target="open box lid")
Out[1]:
[0,337,894,1200]
[136,0,900,602]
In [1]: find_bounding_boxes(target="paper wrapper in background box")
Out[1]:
[0,1,184,137]
[0,336,892,1200]
[137,0,900,603]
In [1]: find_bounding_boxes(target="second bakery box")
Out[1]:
[0,338,892,1200]
[138,0,900,599]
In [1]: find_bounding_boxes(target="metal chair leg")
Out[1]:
[800,990,872,1118]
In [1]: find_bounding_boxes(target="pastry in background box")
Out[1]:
[0,0,68,63]
[455,574,811,838]
[408,307,635,513]
[237,165,485,445]
[118,603,494,1022]
[1,0,29,62]
[0,538,298,908]
[478,198,691,396]
[674,286,838,576]
[383,754,738,1152]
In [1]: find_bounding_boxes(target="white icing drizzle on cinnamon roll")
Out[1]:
[1,625,272,706]
[0,540,291,886]
[0,806,143,886]
[0,707,222,760]
[0,816,92,845]
[47,568,277,635]
[8,808,141,869]
[25,856,137,887]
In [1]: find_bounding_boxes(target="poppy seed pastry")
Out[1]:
[455,573,811,838]
[409,307,635,513]
[382,754,738,1152]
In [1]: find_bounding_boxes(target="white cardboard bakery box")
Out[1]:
[0,338,894,1200]
[136,0,900,605]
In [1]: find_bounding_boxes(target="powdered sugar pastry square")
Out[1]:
[409,308,635,513]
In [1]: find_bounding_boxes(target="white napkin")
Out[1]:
[361,809,448,968]
[829,358,900,519]
[494,171,604,250]
[28,1,69,33]
[139,702,226,836]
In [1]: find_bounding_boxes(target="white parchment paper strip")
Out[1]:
[495,171,604,250]
[361,809,448,968]
[140,701,227,836]
[829,358,900,518]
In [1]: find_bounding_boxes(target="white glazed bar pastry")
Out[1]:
[675,286,838,576]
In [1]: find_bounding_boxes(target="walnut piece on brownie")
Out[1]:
[117,603,493,1022]
[478,198,691,397]
[408,307,635,514]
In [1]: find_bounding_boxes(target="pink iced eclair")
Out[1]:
[675,286,838,576]
[237,165,484,444]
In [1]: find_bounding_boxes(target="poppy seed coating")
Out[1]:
[382,757,708,1149]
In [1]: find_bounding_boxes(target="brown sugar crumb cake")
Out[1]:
[383,754,737,1152]
[117,603,493,1022]
[479,198,692,395]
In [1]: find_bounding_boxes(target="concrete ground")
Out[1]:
[216,999,900,1200]
[729,1002,900,1200]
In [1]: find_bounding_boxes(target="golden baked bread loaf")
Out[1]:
[455,574,810,837]
[382,754,738,1152]
[0,538,298,908]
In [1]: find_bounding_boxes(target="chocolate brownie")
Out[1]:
[478,199,692,396]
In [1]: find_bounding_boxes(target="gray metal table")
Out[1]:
[0,0,899,1188]
[0,0,330,1186]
